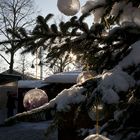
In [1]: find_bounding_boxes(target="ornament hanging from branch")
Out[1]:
[84,95,110,140]
[77,70,96,84]
[23,88,48,110]
[57,0,80,16]
[84,134,110,140]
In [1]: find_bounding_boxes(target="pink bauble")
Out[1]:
[23,89,48,110]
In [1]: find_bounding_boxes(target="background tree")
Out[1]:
[0,0,35,73]
[45,51,77,73]
[14,53,36,79]
[4,14,87,72]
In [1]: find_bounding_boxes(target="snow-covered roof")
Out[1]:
[45,71,81,84]
[18,80,48,88]
[18,71,81,88]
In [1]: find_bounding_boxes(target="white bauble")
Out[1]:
[57,0,80,16]
[84,134,110,140]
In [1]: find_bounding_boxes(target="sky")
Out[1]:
[34,0,61,16]
[34,0,88,22]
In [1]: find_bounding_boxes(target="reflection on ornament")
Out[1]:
[88,104,105,121]
[23,88,48,110]
[84,134,110,140]
[77,71,95,84]
[57,0,80,16]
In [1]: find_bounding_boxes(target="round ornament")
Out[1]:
[84,134,110,140]
[77,71,95,84]
[88,104,105,121]
[23,88,48,110]
[57,0,80,16]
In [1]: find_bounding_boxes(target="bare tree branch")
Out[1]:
[0,0,36,73]
[0,53,10,64]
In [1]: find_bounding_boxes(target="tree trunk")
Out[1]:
[9,52,14,74]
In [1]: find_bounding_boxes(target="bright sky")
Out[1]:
[34,0,60,16]
[34,0,88,22]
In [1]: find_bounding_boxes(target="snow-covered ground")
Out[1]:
[0,121,57,140]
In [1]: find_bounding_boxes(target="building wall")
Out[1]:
[0,82,18,124]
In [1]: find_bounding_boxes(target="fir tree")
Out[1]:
[4,0,140,140]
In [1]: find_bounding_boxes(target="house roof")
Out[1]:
[18,71,81,89]
[0,74,22,85]
[1,69,37,80]
[44,71,81,83]
[18,80,49,88]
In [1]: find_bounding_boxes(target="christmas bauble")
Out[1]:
[23,88,48,110]
[77,71,95,84]
[84,134,110,140]
[88,104,105,121]
[57,0,80,16]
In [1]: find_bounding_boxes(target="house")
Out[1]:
[0,74,22,124]
[0,68,40,119]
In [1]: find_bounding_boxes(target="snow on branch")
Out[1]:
[92,67,135,104]
[110,1,140,27]
[49,85,86,112]
[91,40,140,104]
[81,0,107,23]
[119,40,140,68]
[81,0,106,14]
